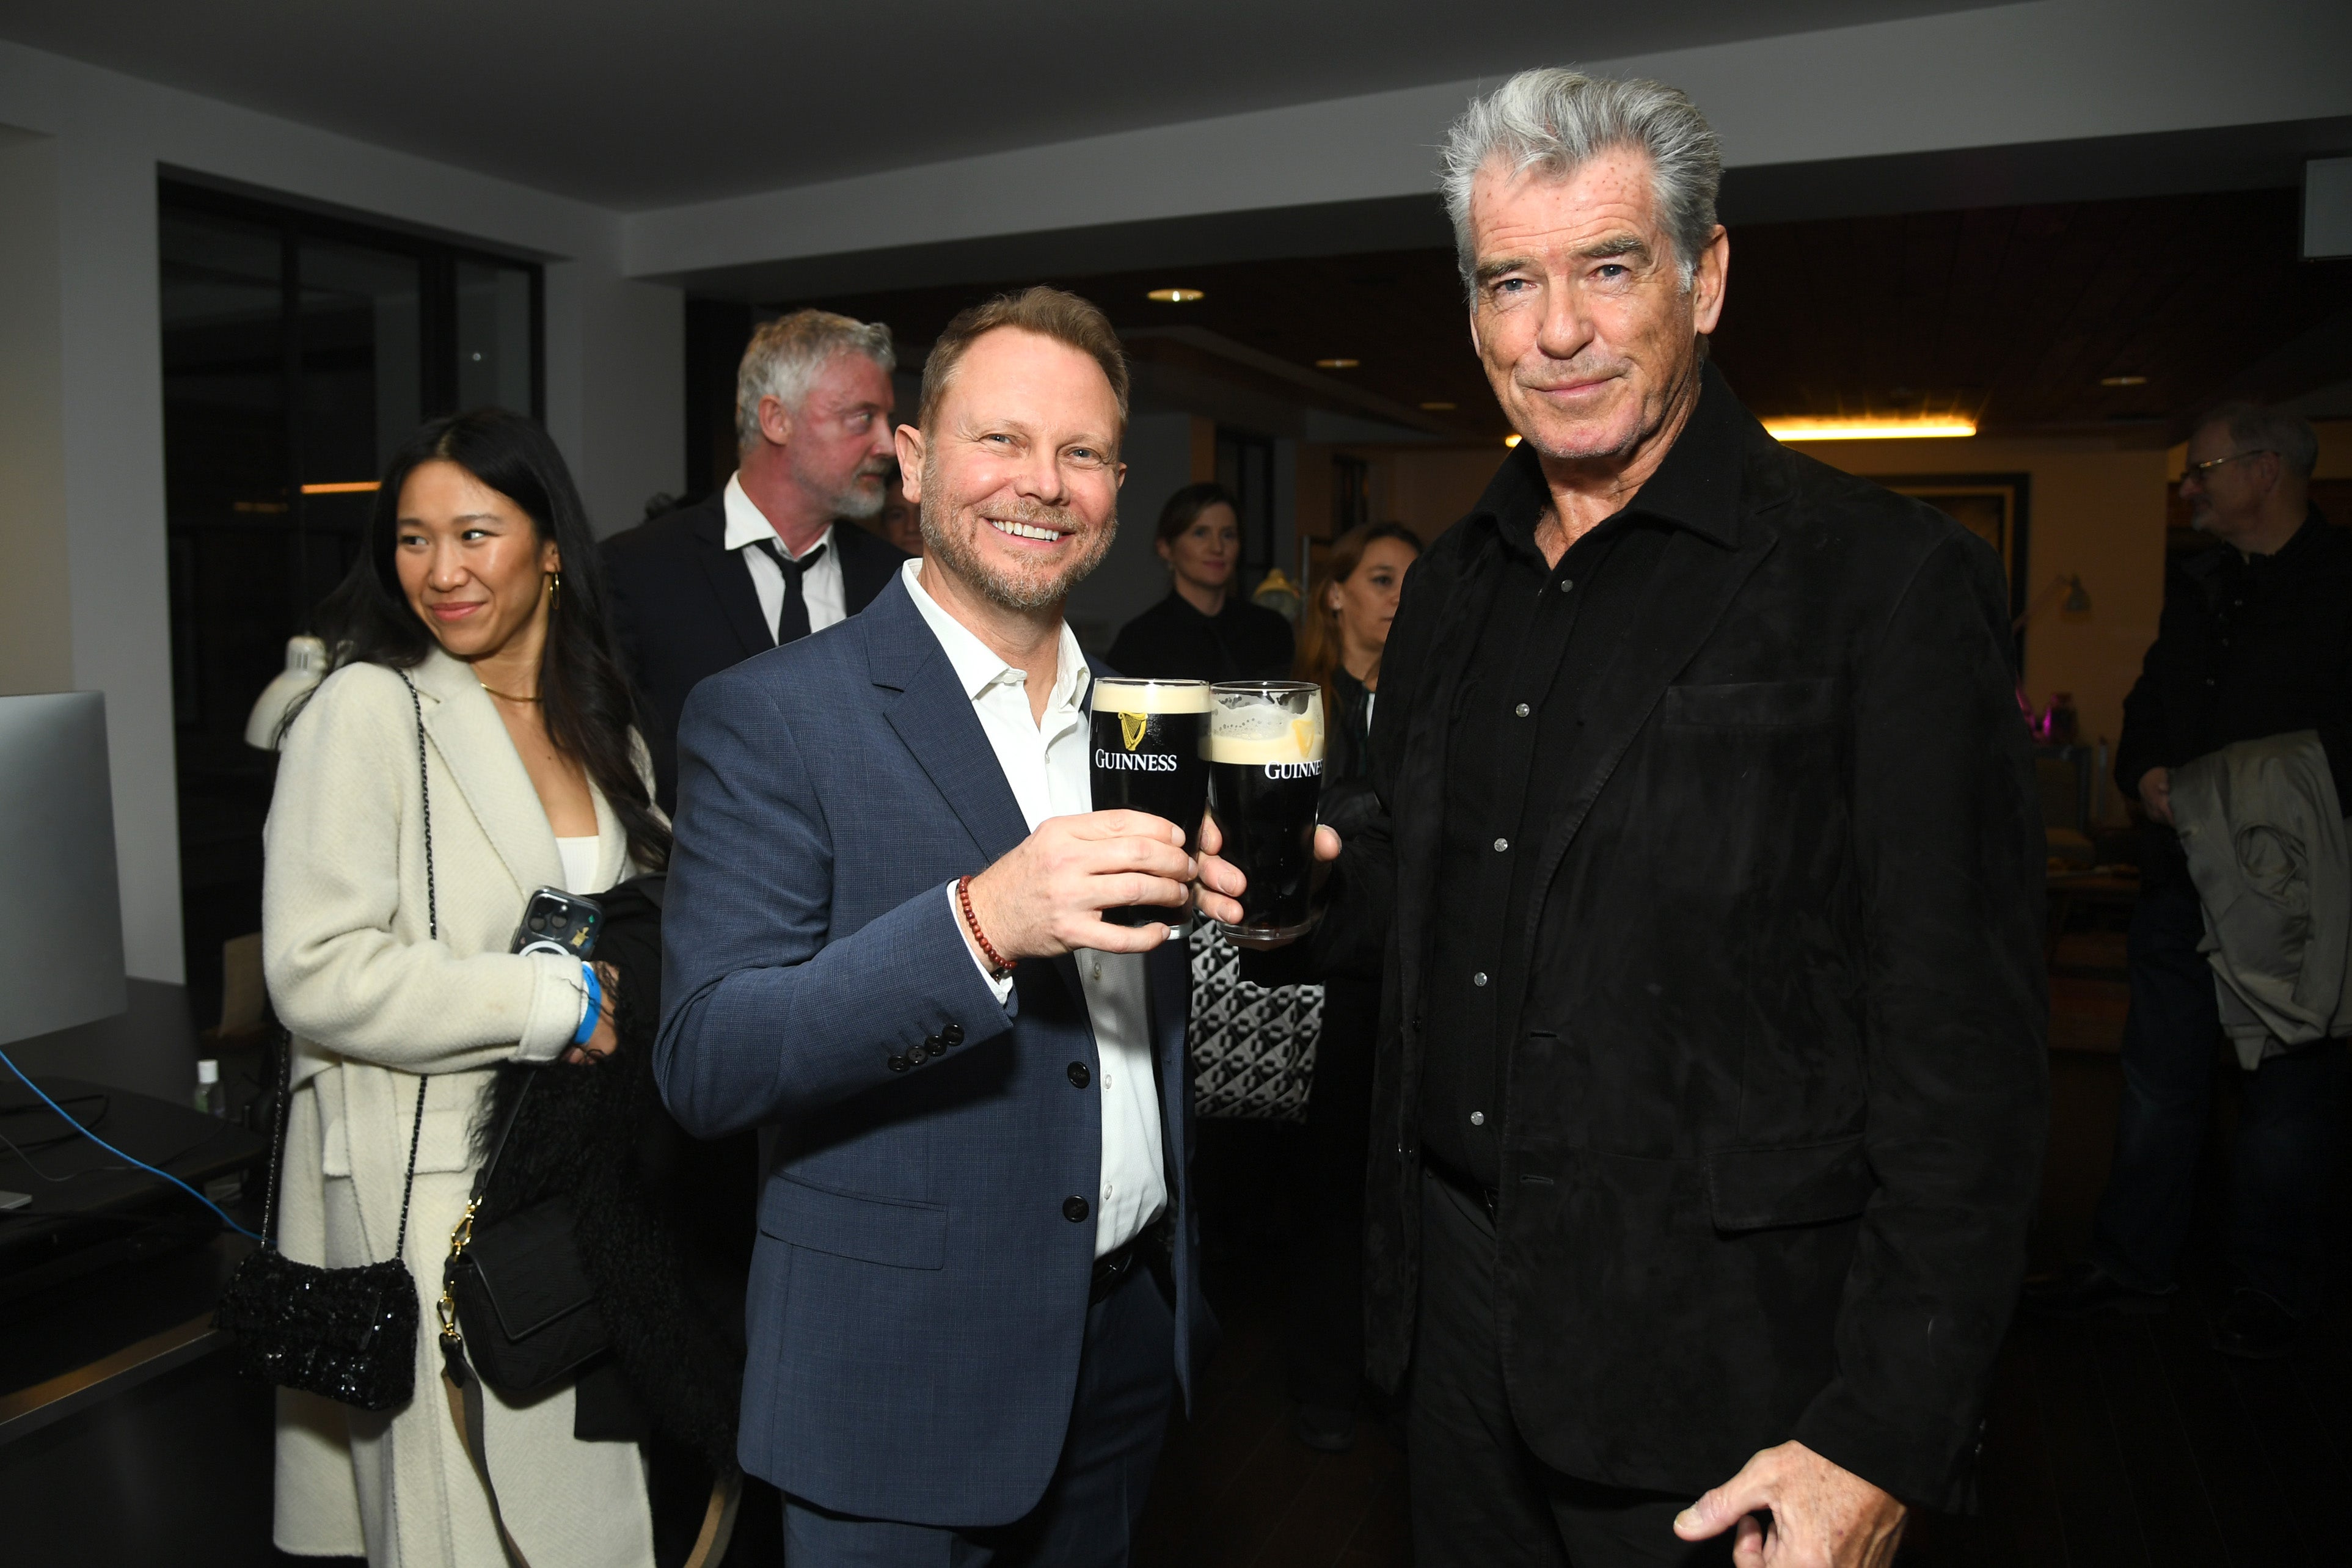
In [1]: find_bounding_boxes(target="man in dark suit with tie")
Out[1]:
[657,286,1332,1564]
[603,308,908,809]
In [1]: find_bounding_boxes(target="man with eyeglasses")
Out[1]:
[2029,402,2350,1358]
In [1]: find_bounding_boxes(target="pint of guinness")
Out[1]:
[1089,677,1211,926]
[1207,680,1326,946]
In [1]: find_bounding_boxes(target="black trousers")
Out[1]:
[781,1262,1175,1566]
[2091,877,2350,1316]
[1286,975,1381,1410]
[1411,1170,1731,1568]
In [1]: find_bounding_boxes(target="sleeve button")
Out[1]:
[942,1023,965,1046]
[888,1055,908,1073]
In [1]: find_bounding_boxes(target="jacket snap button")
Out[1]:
[941,1022,965,1046]
[1473,971,1488,987]
[1063,1196,1090,1223]
[1068,1062,1092,1088]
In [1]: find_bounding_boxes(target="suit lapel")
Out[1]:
[865,578,1032,864]
[1518,520,1777,969]
[690,498,775,659]
[411,649,565,898]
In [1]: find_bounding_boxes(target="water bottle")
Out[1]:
[194,1058,225,1118]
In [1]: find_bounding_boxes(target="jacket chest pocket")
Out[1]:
[1663,677,1843,731]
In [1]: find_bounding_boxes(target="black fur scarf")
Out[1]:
[467,878,757,1479]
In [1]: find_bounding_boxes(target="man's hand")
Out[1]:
[1673,1442,1906,1568]
[2138,765,2173,825]
[964,811,1199,960]
[1186,815,1342,930]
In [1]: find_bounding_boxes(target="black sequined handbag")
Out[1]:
[214,1052,427,1411]
[213,668,441,1412]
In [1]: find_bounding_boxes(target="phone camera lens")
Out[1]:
[528,915,547,932]
[552,913,569,929]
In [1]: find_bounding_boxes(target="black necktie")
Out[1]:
[752,538,827,645]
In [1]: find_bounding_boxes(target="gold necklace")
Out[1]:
[475,675,539,703]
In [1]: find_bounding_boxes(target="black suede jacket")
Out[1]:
[1356,370,2049,1511]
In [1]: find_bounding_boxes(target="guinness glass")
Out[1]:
[1089,677,1211,926]
[1207,680,1325,946]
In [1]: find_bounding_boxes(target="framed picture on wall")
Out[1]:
[1879,473,2032,638]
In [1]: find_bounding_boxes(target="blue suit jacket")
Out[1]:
[655,574,1208,1526]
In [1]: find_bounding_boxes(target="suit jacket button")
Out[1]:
[888,1054,908,1073]
[942,1023,965,1046]
[1067,1062,1091,1088]
[1063,1196,1090,1223]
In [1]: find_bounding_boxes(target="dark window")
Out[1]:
[1216,428,1277,577]
[1332,454,1371,538]
[159,180,542,1029]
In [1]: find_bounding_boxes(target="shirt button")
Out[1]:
[1514,703,1530,718]
[1493,837,1509,853]
[1473,971,1489,988]
[1064,1196,1090,1223]
[1470,1111,1486,1126]
[1091,960,1102,982]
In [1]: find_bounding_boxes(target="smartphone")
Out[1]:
[511,887,604,961]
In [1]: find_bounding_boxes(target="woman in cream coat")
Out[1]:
[264,409,671,1568]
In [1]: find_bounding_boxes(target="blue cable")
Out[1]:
[0,1046,263,1241]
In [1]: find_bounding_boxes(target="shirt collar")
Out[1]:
[723,471,835,561]
[900,557,1091,712]
[1469,360,1747,558]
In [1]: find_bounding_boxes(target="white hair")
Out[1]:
[736,309,896,449]
[1441,68,1723,302]
[2196,401,2320,481]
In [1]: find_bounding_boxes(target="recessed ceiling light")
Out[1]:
[2100,374,2148,387]
[1504,434,1522,448]
[299,480,381,494]
[1145,287,1204,304]
[1315,358,1359,370]
[1420,401,1456,411]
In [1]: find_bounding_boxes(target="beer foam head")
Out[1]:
[1093,677,1211,715]
[1207,684,1324,765]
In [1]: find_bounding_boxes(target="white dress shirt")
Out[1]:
[723,472,846,640]
[902,559,1169,1259]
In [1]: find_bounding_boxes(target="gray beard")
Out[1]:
[824,475,886,520]
[918,481,1115,612]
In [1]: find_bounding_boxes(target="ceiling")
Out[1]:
[0,0,1991,210]
[776,186,2352,443]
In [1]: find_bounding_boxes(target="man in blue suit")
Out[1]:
[657,286,1304,1564]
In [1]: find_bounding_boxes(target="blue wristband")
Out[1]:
[572,963,601,1046]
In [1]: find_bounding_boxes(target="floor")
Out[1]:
[1136,1008,2352,1566]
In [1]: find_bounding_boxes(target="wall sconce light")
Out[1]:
[2013,574,2091,633]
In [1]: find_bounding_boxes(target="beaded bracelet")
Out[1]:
[956,875,1013,980]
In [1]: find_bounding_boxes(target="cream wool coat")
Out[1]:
[262,646,657,1568]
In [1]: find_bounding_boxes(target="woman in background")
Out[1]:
[1108,481,1294,680]
[264,409,667,1568]
[1286,520,1420,1453]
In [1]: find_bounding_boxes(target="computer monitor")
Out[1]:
[0,692,126,1046]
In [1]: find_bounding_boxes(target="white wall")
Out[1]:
[0,40,685,983]
[624,0,2352,283]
